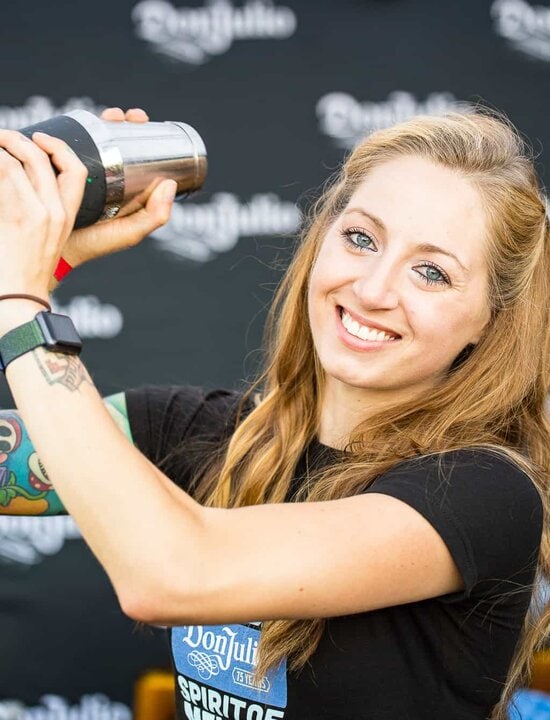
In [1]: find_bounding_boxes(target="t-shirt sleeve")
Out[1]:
[124,385,250,493]
[125,385,205,469]
[364,449,543,602]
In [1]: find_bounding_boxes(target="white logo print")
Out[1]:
[52,296,124,340]
[0,515,81,565]
[181,625,259,673]
[0,95,105,130]
[317,90,470,149]
[0,694,130,720]
[151,192,302,261]
[132,0,297,65]
[188,649,221,680]
[491,0,550,61]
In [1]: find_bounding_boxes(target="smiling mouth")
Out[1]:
[339,307,400,342]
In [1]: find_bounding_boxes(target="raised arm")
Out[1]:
[0,113,466,628]
[0,392,133,515]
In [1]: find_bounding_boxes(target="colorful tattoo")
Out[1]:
[0,393,134,515]
[32,347,92,392]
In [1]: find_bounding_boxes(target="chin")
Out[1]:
[323,365,391,391]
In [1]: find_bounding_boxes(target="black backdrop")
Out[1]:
[1,0,549,715]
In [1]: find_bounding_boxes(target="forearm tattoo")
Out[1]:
[32,347,92,391]
[0,393,133,515]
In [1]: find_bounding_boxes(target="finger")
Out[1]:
[100,179,177,249]
[0,130,63,219]
[125,108,149,122]
[100,107,125,121]
[31,132,88,230]
[0,145,43,217]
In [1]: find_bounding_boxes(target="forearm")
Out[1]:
[1,304,205,606]
[0,392,134,516]
[0,404,68,515]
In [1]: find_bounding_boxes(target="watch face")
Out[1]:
[36,312,82,352]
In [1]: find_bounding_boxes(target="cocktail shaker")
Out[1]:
[20,109,207,229]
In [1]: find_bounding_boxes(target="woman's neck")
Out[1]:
[317,378,430,450]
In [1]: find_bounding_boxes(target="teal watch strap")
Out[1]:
[0,319,45,371]
[0,312,82,373]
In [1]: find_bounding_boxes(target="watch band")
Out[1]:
[0,320,45,372]
[0,312,82,373]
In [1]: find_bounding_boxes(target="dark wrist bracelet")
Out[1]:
[0,294,51,311]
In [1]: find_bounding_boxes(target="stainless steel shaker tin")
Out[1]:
[64,109,208,221]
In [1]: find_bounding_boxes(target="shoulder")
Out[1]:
[376,447,540,502]
[366,447,543,599]
[123,384,253,463]
[372,446,543,525]
[125,384,250,425]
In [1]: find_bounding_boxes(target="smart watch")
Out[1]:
[0,311,82,373]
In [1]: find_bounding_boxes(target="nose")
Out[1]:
[352,258,400,311]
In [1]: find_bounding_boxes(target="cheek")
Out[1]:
[308,250,337,311]
[309,240,353,297]
[408,295,488,353]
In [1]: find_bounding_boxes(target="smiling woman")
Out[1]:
[307,154,493,437]
[0,106,548,720]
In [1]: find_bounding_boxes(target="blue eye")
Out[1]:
[341,228,376,252]
[414,262,450,286]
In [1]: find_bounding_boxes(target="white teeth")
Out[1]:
[341,309,396,342]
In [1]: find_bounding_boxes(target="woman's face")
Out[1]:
[307,155,491,400]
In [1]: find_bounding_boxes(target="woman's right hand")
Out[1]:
[49,107,177,283]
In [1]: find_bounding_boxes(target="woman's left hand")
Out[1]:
[0,128,88,299]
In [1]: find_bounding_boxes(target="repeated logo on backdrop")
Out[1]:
[317,90,471,149]
[151,192,301,262]
[0,95,105,130]
[0,515,80,565]
[52,297,124,340]
[492,0,550,62]
[132,0,297,65]
[0,694,131,720]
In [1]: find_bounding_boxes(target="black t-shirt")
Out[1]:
[125,385,543,720]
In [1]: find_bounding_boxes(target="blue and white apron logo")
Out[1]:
[172,623,287,718]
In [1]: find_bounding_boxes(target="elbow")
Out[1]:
[115,564,207,625]
[114,509,216,624]
[118,587,159,624]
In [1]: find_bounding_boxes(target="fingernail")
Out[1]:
[32,131,50,139]
[163,180,177,201]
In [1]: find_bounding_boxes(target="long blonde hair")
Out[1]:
[189,106,550,717]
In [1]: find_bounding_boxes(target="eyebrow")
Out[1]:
[344,207,468,272]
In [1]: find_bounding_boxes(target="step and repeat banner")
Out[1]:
[1,0,549,716]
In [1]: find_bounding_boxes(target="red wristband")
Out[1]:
[54,257,73,282]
